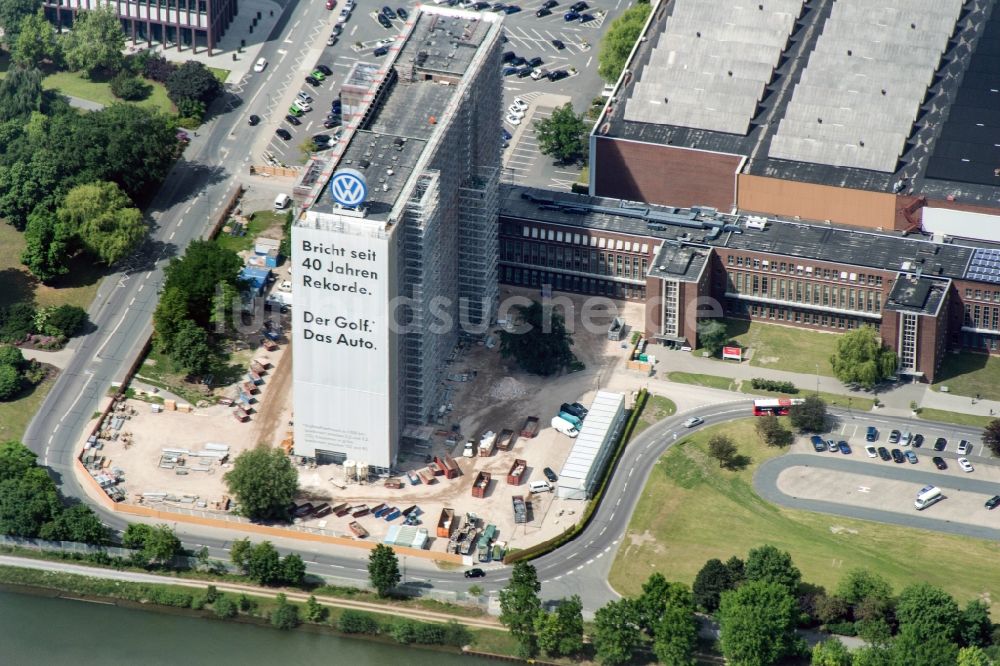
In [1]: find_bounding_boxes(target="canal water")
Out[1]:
[0,588,493,665]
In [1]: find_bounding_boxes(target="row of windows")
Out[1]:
[499,266,646,300]
[726,300,877,331]
[726,255,884,286]
[962,332,1000,353]
[963,304,1000,331]
[501,222,650,254]
[726,272,882,313]
[500,239,648,280]
[963,288,1000,303]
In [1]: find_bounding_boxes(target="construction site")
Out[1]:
[81,284,649,559]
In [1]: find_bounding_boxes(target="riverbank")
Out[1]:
[0,556,533,661]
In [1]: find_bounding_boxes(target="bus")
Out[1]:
[752,398,805,416]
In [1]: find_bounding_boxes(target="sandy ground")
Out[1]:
[106,338,290,508]
[116,284,653,551]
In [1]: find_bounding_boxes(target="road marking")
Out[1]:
[585,56,592,68]
[628,467,634,477]
[600,526,607,535]
[59,370,94,424]
[169,231,175,240]
[567,552,576,559]
[858,486,871,493]
[129,297,136,306]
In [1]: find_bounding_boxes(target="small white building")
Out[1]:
[556,391,627,500]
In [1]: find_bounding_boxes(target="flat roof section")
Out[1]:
[624,0,804,135]
[884,274,949,317]
[646,242,710,283]
[768,0,963,172]
[924,13,1000,187]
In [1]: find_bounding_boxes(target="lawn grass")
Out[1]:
[608,419,1000,610]
[214,210,283,254]
[694,318,839,377]
[0,223,102,311]
[631,394,676,437]
[208,67,231,83]
[133,346,211,405]
[41,70,174,114]
[667,371,739,391]
[931,352,1000,401]
[0,373,56,442]
[917,408,994,429]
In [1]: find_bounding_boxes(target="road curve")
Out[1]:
[754,453,1000,542]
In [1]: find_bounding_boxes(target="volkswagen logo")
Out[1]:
[329,169,368,207]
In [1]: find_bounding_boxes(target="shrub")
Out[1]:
[825,621,858,636]
[42,305,88,337]
[110,72,151,101]
[146,588,193,608]
[213,595,238,619]
[338,609,380,634]
[0,302,37,343]
[750,378,798,394]
[270,599,299,630]
[442,620,472,647]
[0,364,22,400]
[389,619,420,644]
[237,594,257,614]
[143,54,176,82]
[191,594,207,610]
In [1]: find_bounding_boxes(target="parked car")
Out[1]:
[305,75,321,86]
[932,456,947,470]
[502,66,519,76]
[517,66,534,77]
[381,5,397,18]
[683,417,704,428]
[337,7,351,22]
[563,11,580,20]
[253,57,268,72]
[248,114,260,126]
[904,450,918,464]
[288,106,303,117]
[297,91,314,103]
[378,13,392,27]
[810,435,826,452]
[311,69,327,81]
[507,104,525,118]
[504,113,522,125]
[957,440,972,455]
[838,441,852,455]
[958,458,974,473]
[536,7,551,16]
[547,69,569,81]
[326,0,336,8]
[374,46,389,56]
[912,433,924,447]
[891,448,905,463]
[501,128,513,141]
[275,128,292,140]
[332,23,343,34]
[464,568,486,578]
[865,445,878,458]
[503,4,521,13]
[323,118,341,129]
[526,56,543,67]
[551,38,565,49]
[827,439,838,453]
[473,1,490,8]
[510,55,527,66]
[888,430,901,444]
[491,2,505,9]
[543,467,558,483]
[866,426,878,442]
[986,495,1000,510]
[578,13,594,22]
[934,437,947,451]
[542,0,558,7]
[877,447,891,461]
[569,0,587,10]
[327,35,338,46]
[312,133,333,145]
[502,50,517,62]
[285,114,302,125]
[316,64,333,76]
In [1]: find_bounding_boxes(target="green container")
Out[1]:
[639,354,648,362]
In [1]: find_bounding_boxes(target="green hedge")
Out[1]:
[750,378,798,394]
[505,389,649,564]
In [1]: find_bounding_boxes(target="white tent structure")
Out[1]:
[556,391,627,500]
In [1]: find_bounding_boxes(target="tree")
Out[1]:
[707,434,739,469]
[959,600,993,648]
[789,394,827,433]
[168,319,214,375]
[58,181,145,266]
[718,580,800,666]
[653,589,697,666]
[836,569,893,607]
[0,302,37,343]
[744,544,801,594]
[281,553,306,587]
[42,305,88,338]
[592,598,642,666]
[0,346,24,370]
[982,418,1000,457]
[692,557,740,612]
[0,0,41,41]
[0,466,60,536]
[811,638,852,666]
[38,504,109,544]
[21,207,74,281]
[122,523,181,565]
[829,326,897,389]
[61,5,125,77]
[143,54,176,83]
[852,646,893,666]
[499,561,542,656]
[0,364,21,400]
[166,61,222,107]
[0,157,63,231]
[11,10,59,67]
[636,572,688,636]
[367,544,401,597]
[270,593,299,630]
[535,595,584,658]
[213,595,238,619]
[223,446,298,522]
[814,594,850,625]
[0,440,38,481]
[498,300,576,376]
[245,541,283,585]
[534,102,587,164]
[755,414,794,447]
[161,240,244,326]
[109,73,151,101]
[229,537,253,571]
[597,4,651,82]
[153,287,190,356]
[890,625,958,666]
[957,646,994,666]
[698,319,728,356]
[304,595,327,623]
[895,583,961,643]
[0,64,43,121]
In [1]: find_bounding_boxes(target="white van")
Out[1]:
[914,485,943,510]
[529,480,552,494]
[274,193,292,210]
[550,416,578,438]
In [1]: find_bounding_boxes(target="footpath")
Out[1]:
[0,554,503,631]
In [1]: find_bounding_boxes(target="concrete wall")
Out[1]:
[738,174,901,230]
[593,138,741,211]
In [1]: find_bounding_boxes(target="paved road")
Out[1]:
[755,452,1000,542]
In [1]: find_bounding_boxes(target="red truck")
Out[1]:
[506,458,527,485]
